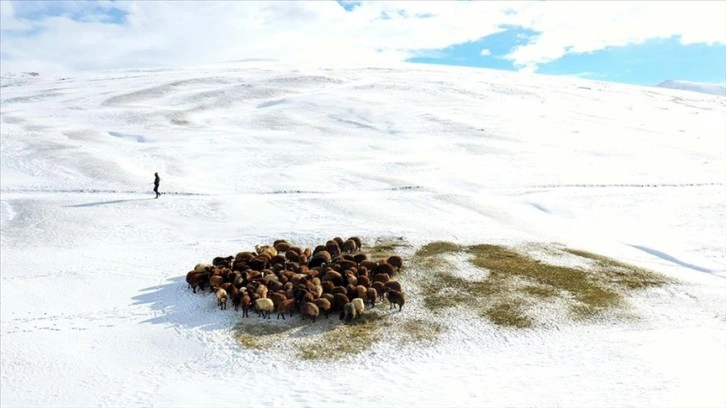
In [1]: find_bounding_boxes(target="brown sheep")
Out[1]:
[353,253,368,264]
[274,240,292,253]
[188,272,207,293]
[375,263,395,277]
[240,292,251,317]
[371,281,386,299]
[355,285,368,300]
[209,275,224,292]
[342,239,358,253]
[340,298,365,324]
[384,288,405,311]
[301,301,320,323]
[325,240,341,259]
[213,255,234,269]
[347,236,362,249]
[313,298,332,319]
[234,251,256,263]
[357,275,371,288]
[332,237,345,249]
[285,250,301,263]
[277,298,295,320]
[216,288,228,310]
[386,255,403,270]
[372,273,390,285]
[269,292,287,310]
[333,293,350,311]
[366,287,378,308]
[384,280,403,293]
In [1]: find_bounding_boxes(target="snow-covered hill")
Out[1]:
[656,79,726,97]
[2,61,725,407]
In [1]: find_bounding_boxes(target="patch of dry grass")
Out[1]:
[234,321,293,350]
[398,318,444,345]
[412,242,673,328]
[297,311,388,361]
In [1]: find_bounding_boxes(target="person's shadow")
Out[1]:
[65,198,154,208]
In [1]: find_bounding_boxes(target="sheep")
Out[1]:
[384,280,402,293]
[384,288,405,311]
[386,255,403,270]
[340,298,365,324]
[348,236,362,249]
[240,292,251,317]
[301,301,320,323]
[355,285,368,300]
[371,281,386,299]
[274,240,292,253]
[372,273,390,285]
[375,263,396,277]
[193,263,212,273]
[213,255,234,269]
[351,297,365,317]
[357,275,371,288]
[325,240,341,259]
[313,298,332,319]
[342,239,358,253]
[333,293,350,311]
[353,253,368,264]
[216,288,228,310]
[209,275,224,292]
[366,287,378,308]
[254,298,274,319]
[256,244,278,258]
[277,298,295,320]
[188,272,207,293]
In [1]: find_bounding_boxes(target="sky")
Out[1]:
[1,0,725,85]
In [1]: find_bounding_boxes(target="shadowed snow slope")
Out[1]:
[1,60,725,407]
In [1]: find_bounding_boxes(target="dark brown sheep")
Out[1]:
[386,255,403,270]
[274,240,293,253]
[325,240,341,259]
[188,272,207,293]
[333,293,350,311]
[332,237,345,249]
[384,280,402,293]
[313,298,332,318]
[357,275,371,288]
[375,262,395,277]
[347,236,362,249]
[213,255,234,269]
[371,281,386,299]
[384,288,405,311]
[342,239,358,253]
[353,253,368,264]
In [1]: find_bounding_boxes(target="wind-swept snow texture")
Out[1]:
[2,60,725,407]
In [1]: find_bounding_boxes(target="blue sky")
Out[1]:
[1,1,725,86]
[408,27,726,85]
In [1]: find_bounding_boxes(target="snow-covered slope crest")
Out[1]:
[1,61,725,407]
[656,79,726,97]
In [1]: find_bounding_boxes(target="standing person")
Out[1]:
[153,172,161,199]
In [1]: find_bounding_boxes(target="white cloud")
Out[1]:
[1,1,724,74]
[480,48,491,57]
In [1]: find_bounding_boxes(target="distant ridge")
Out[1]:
[656,80,726,97]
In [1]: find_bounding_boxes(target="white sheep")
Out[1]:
[254,298,274,319]
[216,288,228,310]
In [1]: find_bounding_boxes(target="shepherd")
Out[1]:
[153,172,160,199]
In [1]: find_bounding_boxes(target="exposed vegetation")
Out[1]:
[362,236,412,262]
[413,242,672,328]
[297,311,389,360]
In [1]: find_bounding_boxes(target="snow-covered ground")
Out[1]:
[1,60,725,407]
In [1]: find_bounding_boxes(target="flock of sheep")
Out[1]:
[185,237,406,324]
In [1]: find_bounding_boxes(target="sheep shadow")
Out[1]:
[131,276,243,332]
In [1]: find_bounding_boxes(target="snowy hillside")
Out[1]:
[1,60,725,407]
[656,79,726,97]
